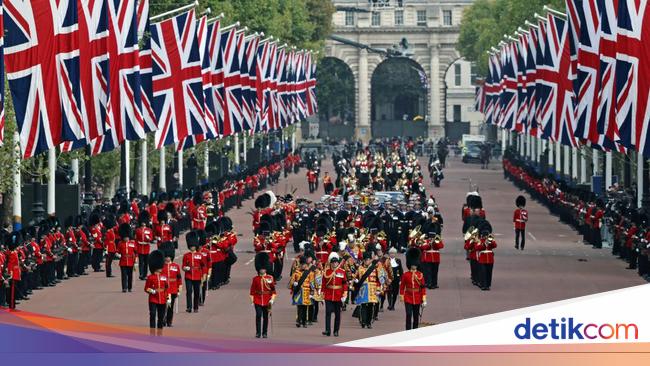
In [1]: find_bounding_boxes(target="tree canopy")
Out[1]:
[457,0,566,76]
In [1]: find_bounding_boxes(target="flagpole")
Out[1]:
[159,147,166,192]
[203,143,210,182]
[555,142,561,176]
[548,141,554,171]
[13,131,22,231]
[150,1,199,23]
[220,22,240,32]
[580,148,587,184]
[207,13,225,24]
[572,146,578,181]
[501,129,506,153]
[141,140,148,196]
[593,149,599,177]
[125,140,131,197]
[47,148,56,217]
[71,158,79,184]
[178,149,184,190]
[638,152,644,208]
[563,145,570,178]
[543,6,567,18]
[234,134,240,168]
[605,151,613,189]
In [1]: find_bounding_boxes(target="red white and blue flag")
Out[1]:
[615,0,650,157]
[0,2,5,146]
[4,0,83,158]
[151,8,206,148]
[216,27,243,136]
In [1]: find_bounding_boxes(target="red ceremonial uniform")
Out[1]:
[90,225,103,249]
[307,170,317,183]
[322,267,348,301]
[192,205,207,230]
[249,274,276,306]
[105,228,117,253]
[144,273,169,305]
[400,270,426,304]
[200,246,211,276]
[513,208,528,230]
[117,240,137,267]
[420,238,444,263]
[7,250,21,281]
[135,227,154,255]
[475,238,497,264]
[182,251,205,281]
[162,262,182,294]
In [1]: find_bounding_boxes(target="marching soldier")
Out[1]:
[182,231,204,313]
[103,215,117,278]
[89,214,104,272]
[322,252,348,337]
[353,252,381,329]
[6,231,22,309]
[400,247,426,330]
[289,256,315,328]
[323,172,333,194]
[421,231,444,289]
[475,220,497,291]
[161,248,182,327]
[513,196,528,250]
[117,223,137,293]
[136,212,153,280]
[144,250,169,335]
[250,252,276,338]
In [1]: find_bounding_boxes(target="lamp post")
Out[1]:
[442,56,465,138]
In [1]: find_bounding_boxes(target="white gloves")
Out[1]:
[422,301,427,307]
[269,299,274,305]
[183,266,191,271]
[293,281,298,286]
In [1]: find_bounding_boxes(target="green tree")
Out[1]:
[317,58,355,123]
[457,0,566,75]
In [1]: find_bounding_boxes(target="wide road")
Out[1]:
[20,156,646,344]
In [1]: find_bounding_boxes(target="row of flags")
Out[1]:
[475,0,649,158]
[0,1,318,159]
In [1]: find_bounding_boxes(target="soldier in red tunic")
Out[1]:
[144,250,168,335]
[135,212,154,280]
[182,231,204,313]
[400,247,426,330]
[116,223,137,292]
[475,220,497,291]
[161,247,182,327]
[250,252,276,338]
[5,231,23,310]
[103,215,117,278]
[322,252,348,337]
[513,196,528,250]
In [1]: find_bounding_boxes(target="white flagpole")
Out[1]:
[150,1,198,22]
[141,140,148,196]
[203,143,210,180]
[125,140,131,197]
[71,158,79,184]
[48,148,56,216]
[159,147,166,192]
[548,141,554,170]
[555,142,561,174]
[563,145,570,177]
[13,131,22,230]
[243,133,248,163]
[234,134,240,167]
[572,146,578,180]
[605,151,613,188]
[638,152,644,208]
[178,149,184,190]
[580,147,587,183]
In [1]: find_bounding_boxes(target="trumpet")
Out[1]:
[433,234,442,243]
[486,234,495,243]
[463,226,476,241]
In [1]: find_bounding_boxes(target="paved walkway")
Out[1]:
[20,157,645,344]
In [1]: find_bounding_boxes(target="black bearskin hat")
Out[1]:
[159,241,175,260]
[362,251,373,261]
[7,231,23,250]
[205,221,219,237]
[103,214,116,230]
[186,230,199,249]
[197,230,207,246]
[118,223,132,239]
[138,211,151,226]
[469,195,483,210]
[193,191,203,206]
[157,211,167,223]
[148,250,165,274]
[217,216,233,232]
[516,195,526,208]
[254,252,271,273]
[478,219,493,236]
[406,247,421,269]
[255,191,277,209]
[165,203,176,215]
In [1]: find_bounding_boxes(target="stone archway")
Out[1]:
[312,57,356,142]
[370,57,428,139]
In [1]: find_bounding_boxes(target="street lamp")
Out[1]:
[442,56,465,137]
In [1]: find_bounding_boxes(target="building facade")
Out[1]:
[325,0,482,142]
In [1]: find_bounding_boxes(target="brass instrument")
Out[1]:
[408,225,422,240]
[463,226,476,241]
[376,230,387,241]
[433,234,442,244]
[486,234,495,243]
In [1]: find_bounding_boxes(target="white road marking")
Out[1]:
[528,232,537,241]
[245,258,254,265]
[494,233,504,236]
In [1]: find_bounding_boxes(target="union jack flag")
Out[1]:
[615,0,650,157]
[138,0,156,137]
[216,27,243,136]
[255,40,272,132]
[498,43,517,131]
[241,34,259,132]
[269,45,286,131]
[524,25,540,137]
[535,14,578,147]
[0,2,5,146]
[151,9,206,148]
[306,52,318,116]
[61,0,109,152]
[514,35,528,133]
[177,15,219,151]
[4,0,83,158]
[484,53,501,126]
[295,51,309,121]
